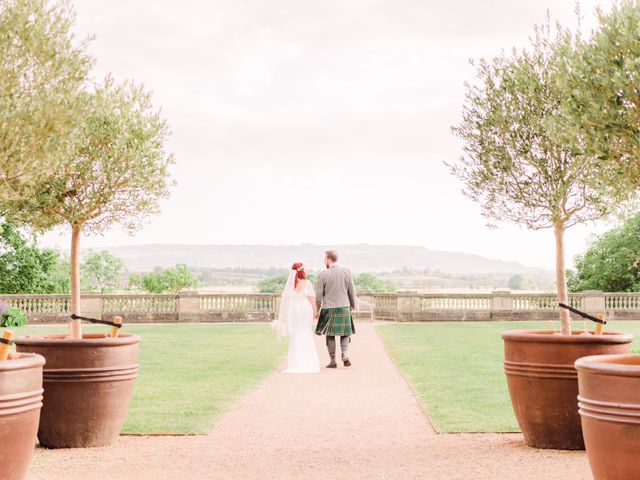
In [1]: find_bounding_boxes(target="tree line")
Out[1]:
[257,272,396,294]
[0,220,197,294]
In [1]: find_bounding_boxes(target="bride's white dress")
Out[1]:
[282,280,320,373]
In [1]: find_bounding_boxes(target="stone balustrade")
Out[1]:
[0,290,638,324]
[0,292,280,323]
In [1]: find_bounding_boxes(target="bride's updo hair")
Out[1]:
[291,262,306,287]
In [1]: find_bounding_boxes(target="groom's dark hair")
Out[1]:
[325,250,338,262]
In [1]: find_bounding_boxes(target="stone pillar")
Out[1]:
[397,293,418,322]
[79,295,103,320]
[582,290,605,318]
[491,290,513,320]
[177,290,201,322]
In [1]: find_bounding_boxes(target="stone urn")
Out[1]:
[502,329,633,449]
[15,333,139,448]
[0,353,45,480]
[575,354,640,479]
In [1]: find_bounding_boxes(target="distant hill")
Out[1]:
[89,244,551,278]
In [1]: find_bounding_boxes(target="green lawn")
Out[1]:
[12,323,287,434]
[376,321,640,433]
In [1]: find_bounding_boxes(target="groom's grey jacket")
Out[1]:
[316,264,357,311]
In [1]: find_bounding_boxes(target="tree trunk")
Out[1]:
[70,223,83,339]
[554,222,571,335]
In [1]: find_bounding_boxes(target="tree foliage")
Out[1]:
[568,213,640,292]
[81,250,124,293]
[451,22,611,231]
[354,273,396,293]
[257,273,318,294]
[0,0,91,199]
[256,272,394,294]
[257,274,289,294]
[560,1,640,197]
[507,274,538,291]
[46,254,71,294]
[133,264,198,293]
[0,221,61,294]
[3,77,175,234]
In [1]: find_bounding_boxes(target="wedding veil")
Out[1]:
[271,270,297,338]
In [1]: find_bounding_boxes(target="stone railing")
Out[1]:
[421,295,491,310]
[102,294,177,314]
[0,294,71,322]
[200,294,275,313]
[0,290,638,323]
[512,294,583,311]
[357,290,634,322]
[605,292,640,310]
[0,292,278,323]
[199,293,277,321]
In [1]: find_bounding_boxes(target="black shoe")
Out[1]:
[326,360,337,368]
[343,358,351,367]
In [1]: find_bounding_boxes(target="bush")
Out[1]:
[0,221,63,294]
[0,306,27,328]
[135,264,199,293]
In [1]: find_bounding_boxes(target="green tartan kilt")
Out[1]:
[315,307,355,336]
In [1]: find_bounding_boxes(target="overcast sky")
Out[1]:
[38,0,617,269]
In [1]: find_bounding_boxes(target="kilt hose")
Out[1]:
[315,307,355,336]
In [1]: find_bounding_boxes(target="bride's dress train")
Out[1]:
[283,280,320,373]
[273,274,320,374]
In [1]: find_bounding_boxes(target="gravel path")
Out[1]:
[28,323,592,480]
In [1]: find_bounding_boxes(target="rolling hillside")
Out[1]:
[94,243,550,277]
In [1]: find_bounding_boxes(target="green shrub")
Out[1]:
[1,307,27,328]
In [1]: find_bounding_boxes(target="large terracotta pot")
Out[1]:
[0,353,45,480]
[502,329,633,450]
[15,333,139,448]
[575,354,640,480]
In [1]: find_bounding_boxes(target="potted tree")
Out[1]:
[451,17,634,449]
[3,78,174,448]
[561,2,640,475]
[0,0,90,474]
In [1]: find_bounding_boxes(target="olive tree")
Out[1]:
[0,0,91,199]
[451,22,620,335]
[2,78,174,338]
[560,1,640,200]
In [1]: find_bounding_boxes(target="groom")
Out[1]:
[315,249,357,368]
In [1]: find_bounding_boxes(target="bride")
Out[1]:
[272,263,320,373]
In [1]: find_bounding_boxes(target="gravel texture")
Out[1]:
[28,323,592,480]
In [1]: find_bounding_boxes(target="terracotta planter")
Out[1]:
[575,354,640,480]
[15,333,139,448]
[0,353,45,480]
[502,329,633,449]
